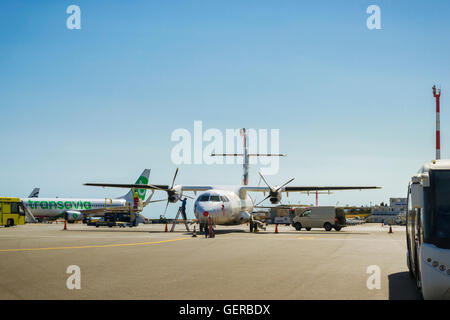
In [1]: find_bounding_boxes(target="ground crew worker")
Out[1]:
[133,189,139,209]
[180,198,187,220]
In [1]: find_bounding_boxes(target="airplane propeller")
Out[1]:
[254,172,295,207]
[160,168,194,218]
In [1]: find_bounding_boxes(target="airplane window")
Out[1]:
[210,195,221,202]
[198,194,210,202]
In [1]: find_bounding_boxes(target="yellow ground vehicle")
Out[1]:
[0,197,25,227]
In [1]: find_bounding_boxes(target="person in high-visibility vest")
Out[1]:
[133,190,139,209]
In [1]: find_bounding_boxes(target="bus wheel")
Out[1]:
[306,227,311,231]
[7,219,14,227]
[324,223,332,231]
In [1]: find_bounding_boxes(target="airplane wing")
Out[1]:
[84,183,214,192]
[84,183,170,190]
[284,186,381,192]
[240,185,380,205]
[85,183,379,193]
[240,186,380,192]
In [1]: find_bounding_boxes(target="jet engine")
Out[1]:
[64,211,84,221]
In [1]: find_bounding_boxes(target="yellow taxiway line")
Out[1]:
[0,237,191,253]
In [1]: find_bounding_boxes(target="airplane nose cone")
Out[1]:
[195,202,208,218]
[195,202,221,218]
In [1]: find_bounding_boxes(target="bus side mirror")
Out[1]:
[410,183,423,208]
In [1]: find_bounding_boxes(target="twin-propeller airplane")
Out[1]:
[85,129,380,233]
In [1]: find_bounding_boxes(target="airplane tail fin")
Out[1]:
[28,188,40,198]
[118,169,151,203]
[241,128,249,185]
[211,128,286,186]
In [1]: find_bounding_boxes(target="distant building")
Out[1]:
[368,197,407,224]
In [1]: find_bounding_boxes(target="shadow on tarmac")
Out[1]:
[62,228,247,235]
[62,227,369,235]
[388,272,422,300]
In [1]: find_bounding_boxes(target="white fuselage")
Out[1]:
[22,198,127,219]
[193,186,254,226]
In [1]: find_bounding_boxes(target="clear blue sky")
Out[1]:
[1,1,449,218]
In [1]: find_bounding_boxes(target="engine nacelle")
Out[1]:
[168,185,183,203]
[269,190,282,204]
[64,211,84,221]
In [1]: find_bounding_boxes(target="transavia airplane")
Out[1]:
[85,129,381,233]
[23,169,163,223]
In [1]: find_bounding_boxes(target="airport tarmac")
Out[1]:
[0,223,421,300]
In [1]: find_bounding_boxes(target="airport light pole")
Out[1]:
[433,85,441,160]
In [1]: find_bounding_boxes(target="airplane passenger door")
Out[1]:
[220,196,231,217]
[105,198,113,210]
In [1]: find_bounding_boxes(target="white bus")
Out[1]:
[406,160,450,299]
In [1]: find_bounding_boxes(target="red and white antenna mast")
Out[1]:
[433,85,441,160]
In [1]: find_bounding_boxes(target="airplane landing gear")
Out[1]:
[249,221,258,233]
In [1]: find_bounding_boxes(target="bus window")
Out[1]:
[10,202,19,214]
[431,170,450,242]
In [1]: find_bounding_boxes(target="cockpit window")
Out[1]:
[220,196,229,202]
[197,194,210,202]
[210,195,221,202]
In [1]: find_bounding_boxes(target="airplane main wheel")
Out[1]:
[249,222,254,233]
